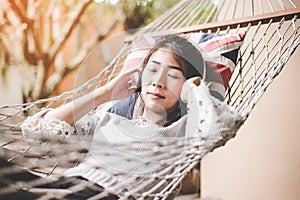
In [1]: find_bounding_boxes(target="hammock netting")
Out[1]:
[0,0,299,199]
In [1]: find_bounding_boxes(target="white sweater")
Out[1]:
[21,81,242,198]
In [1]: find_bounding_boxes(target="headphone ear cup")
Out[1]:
[129,71,140,90]
[134,63,145,92]
[202,59,207,81]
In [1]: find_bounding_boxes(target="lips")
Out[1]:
[147,92,166,99]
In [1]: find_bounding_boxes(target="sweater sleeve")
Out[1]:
[185,80,243,150]
[21,108,100,155]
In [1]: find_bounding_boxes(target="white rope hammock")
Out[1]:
[0,0,299,199]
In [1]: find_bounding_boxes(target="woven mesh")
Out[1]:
[0,0,300,199]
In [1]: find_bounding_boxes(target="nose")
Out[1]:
[152,72,165,88]
[152,81,164,88]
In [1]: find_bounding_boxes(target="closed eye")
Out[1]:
[147,68,157,72]
[146,63,158,72]
[168,74,180,79]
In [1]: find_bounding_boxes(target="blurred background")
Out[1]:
[0,0,180,104]
[0,0,299,200]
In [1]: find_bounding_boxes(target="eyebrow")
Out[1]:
[151,60,183,73]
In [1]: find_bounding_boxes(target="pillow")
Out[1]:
[123,31,246,100]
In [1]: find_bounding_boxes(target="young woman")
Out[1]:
[21,35,241,199]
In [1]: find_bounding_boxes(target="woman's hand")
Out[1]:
[42,67,138,125]
[104,67,139,101]
[180,76,202,104]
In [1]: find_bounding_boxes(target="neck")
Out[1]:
[142,107,167,127]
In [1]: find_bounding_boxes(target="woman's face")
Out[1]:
[141,48,186,113]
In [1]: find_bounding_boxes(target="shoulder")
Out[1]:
[106,93,138,119]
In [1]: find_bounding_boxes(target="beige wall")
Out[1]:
[201,47,300,199]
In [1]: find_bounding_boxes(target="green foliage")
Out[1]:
[69,0,181,32]
[144,0,181,24]
[116,0,181,31]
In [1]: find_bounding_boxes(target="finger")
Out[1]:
[128,85,137,90]
[123,66,139,75]
[128,79,138,89]
[128,88,137,94]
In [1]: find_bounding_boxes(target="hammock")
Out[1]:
[0,0,299,199]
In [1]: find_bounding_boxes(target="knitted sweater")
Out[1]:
[21,81,242,198]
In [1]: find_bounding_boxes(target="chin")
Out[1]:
[146,104,165,113]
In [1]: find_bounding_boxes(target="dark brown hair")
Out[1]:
[144,35,204,78]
